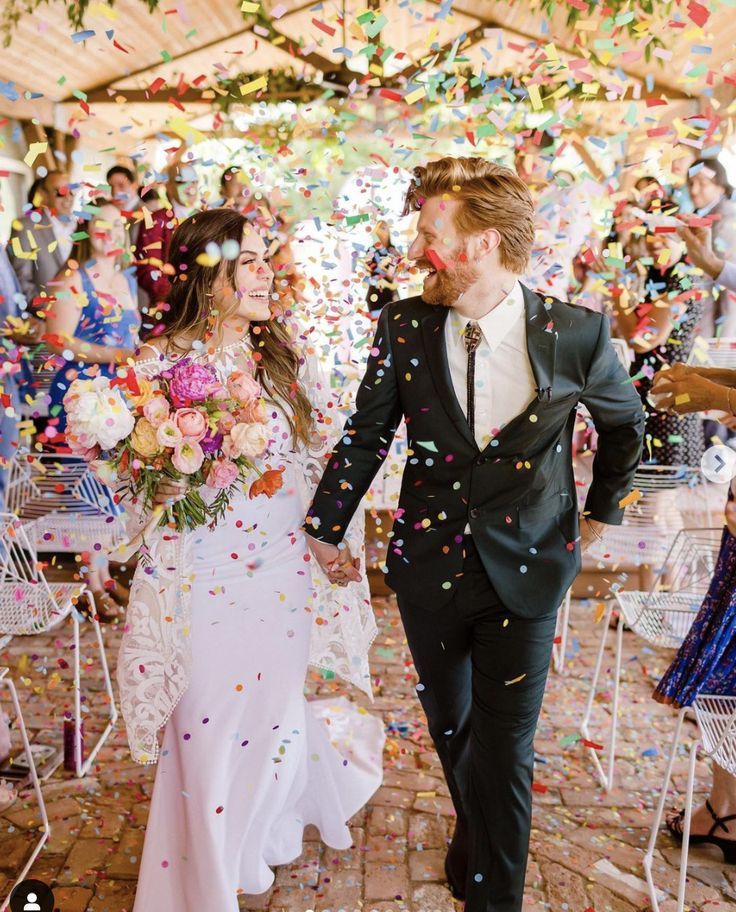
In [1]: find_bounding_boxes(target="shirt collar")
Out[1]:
[451,281,525,352]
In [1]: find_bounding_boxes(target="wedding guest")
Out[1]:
[41,199,139,621]
[650,362,736,862]
[165,162,201,221]
[126,207,382,911]
[0,243,26,509]
[608,201,705,465]
[688,158,736,336]
[107,164,143,216]
[216,165,250,209]
[9,170,76,309]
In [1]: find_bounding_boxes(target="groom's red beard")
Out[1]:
[417,248,481,307]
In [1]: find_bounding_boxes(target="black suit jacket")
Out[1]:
[307,286,645,617]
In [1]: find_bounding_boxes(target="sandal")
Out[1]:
[666,799,736,863]
[104,579,130,606]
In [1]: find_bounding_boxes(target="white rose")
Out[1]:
[228,422,269,459]
[64,377,135,451]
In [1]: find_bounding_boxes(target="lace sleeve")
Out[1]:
[297,349,378,699]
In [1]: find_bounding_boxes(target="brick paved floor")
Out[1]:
[0,594,734,912]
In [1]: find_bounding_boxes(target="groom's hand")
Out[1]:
[579,515,607,553]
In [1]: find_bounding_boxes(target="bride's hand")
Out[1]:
[153,479,187,507]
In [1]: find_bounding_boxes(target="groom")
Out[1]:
[305,157,645,912]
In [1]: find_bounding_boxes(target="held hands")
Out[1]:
[579,515,607,553]
[306,535,362,587]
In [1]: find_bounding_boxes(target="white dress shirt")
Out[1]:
[444,280,537,451]
[50,214,74,262]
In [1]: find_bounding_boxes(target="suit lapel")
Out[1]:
[522,284,557,402]
[420,307,478,451]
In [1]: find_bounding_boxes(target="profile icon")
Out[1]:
[9,880,54,912]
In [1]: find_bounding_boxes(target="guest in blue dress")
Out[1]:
[42,199,140,622]
[650,356,736,860]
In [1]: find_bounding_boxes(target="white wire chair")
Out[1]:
[0,512,117,780]
[586,465,711,569]
[17,349,54,420]
[0,665,50,912]
[644,694,736,912]
[687,336,736,371]
[582,527,723,791]
[5,453,125,554]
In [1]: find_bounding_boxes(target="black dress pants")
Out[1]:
[396,537,558,912]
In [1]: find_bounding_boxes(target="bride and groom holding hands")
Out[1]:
[126,155,644,912]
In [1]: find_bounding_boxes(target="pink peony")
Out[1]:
[143,395,170,428]
[210,385,229,401]
[227,370,261,404]
[68,437,100,460]
[171,441,205,475]
[205,458,239,489]
[167,359,219,405]
[156,419,183,448]
[228,422,269,459]
[174,408,208,441]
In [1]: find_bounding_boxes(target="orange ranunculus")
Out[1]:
[249,468,284,499]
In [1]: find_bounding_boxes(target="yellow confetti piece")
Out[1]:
[241,0,259,9]
[167,117,205,144]
[618,489,642,509]
[240,75,268,96]
[416,791,436,797]
[594,602,607,624]
[24,141,47,168]
[505,674,527,686]
[405,86,426,105]
[527,84,543,110]
[675,393,691,405]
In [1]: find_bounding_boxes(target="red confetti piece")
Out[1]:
[532,782,548,794]
[581,739,604,751]
[687,0,709,27]
[312,17,336,36]
[215,805,224,814]
[425,248,447,271]
[149,77,166,95]
[379,88,403,102]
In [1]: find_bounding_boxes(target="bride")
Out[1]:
[117,208,384,910]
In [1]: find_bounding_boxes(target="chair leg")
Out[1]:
[677,739,700,912]
[71,593,118,778]
[605,614,625,792]
[581,599,615,789]
[552,588,572,676]
[643,706,688,912]
[0,672,50,912]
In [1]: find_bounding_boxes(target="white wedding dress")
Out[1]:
[123,340,384,911]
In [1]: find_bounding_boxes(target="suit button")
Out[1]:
[475,456,485,466]
[470,508,479,519]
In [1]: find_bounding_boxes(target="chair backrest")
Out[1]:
[645,528,723,601]
[0,511,67,635]
[6,454,124,553]
[687,336,736,370]
[694,695,736,776]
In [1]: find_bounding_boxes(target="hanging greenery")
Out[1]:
[535,0,673,61]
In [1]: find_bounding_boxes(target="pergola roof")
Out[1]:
[0,0,733,139]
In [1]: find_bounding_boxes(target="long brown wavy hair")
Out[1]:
[153,207,313,447]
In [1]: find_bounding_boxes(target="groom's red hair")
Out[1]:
[403,157,535,274]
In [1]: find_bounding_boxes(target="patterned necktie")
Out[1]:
[463,321,482,438]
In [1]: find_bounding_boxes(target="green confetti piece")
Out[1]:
[161,49,172,62]
[417,440,439,453]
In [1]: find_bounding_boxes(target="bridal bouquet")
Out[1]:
[63,358,283,532]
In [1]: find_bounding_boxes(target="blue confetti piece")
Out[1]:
[641,748,658,757]
[72,29,96,42]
